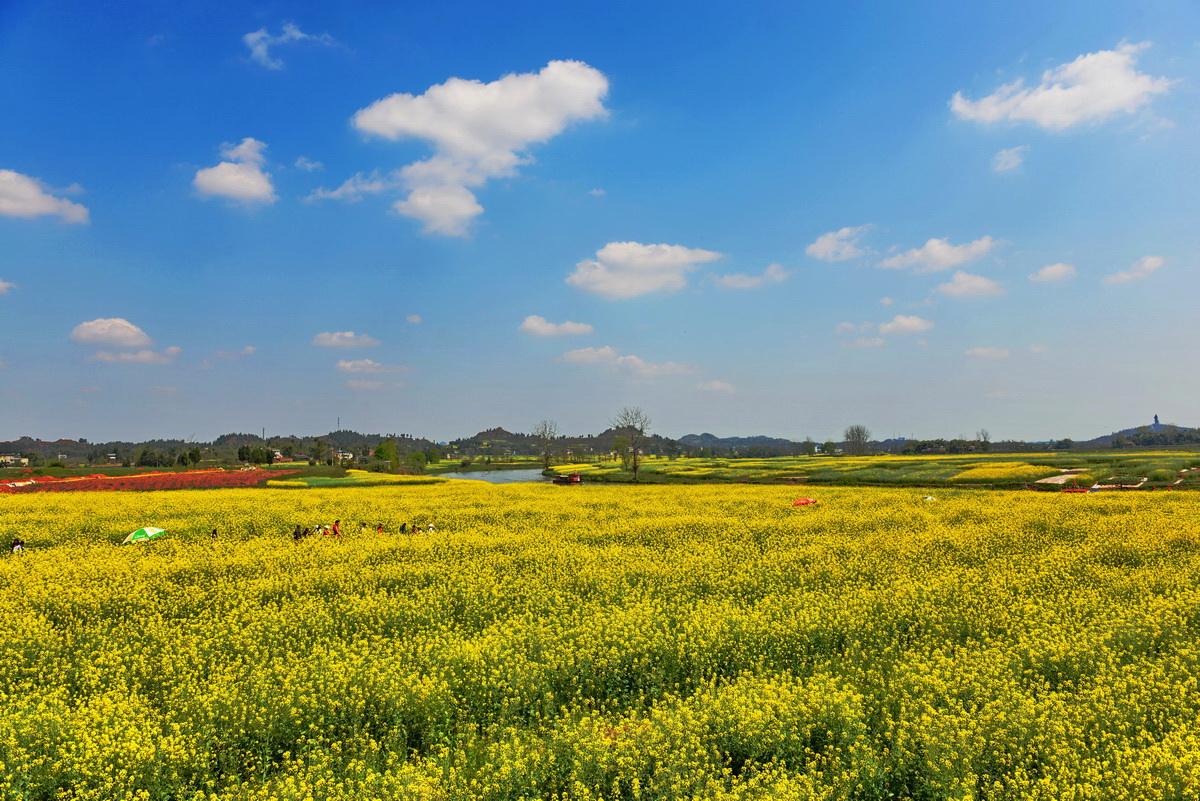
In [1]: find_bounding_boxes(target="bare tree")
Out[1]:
[612,406,651,481]
[532,419,560,470]
[976,429,991,452]
[843,424,871,456]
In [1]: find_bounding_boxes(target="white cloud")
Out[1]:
[560,345,691,378]
[566,241,721,299]
[992,145,1028,172]
[406,314,423,324]
[94,346,181,365]
[312,331,380,348]
[243,23,335,71]
[1104,255,1164,285]
[806,225,870,262]
[519,315,594,336]
[951,43,1172,131]
[306,170,401,203]
[715,262,789,290]
[71,318,152,348]
[194,138,275,204]
[588,187,606,197]
[879,236,996,272]
[697,379,736,394]
[845,337,886,349]
[880,296,894,306]
[0,279,13,295]
[336,358,404,374]
[352,60,608,236]
[936,270,1005,298]
[879,315,934,335]
[1029,344,1049,354]
[965,346,1010,361]
[294,156,324,172]
[0,169,89,223]
[1030,262,1077,283]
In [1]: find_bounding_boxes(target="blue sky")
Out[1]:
[1,1,1198,442]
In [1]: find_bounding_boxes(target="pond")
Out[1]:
[437,468,548,484]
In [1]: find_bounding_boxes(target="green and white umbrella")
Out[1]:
[122,527,168,544]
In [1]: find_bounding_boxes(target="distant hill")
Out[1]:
[678,433,808,456]
[1079,423,1200,450]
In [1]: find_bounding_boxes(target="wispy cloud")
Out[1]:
[560,345,691,378]
[936,270,1004,298]
[243,23,336,71]
[965,346,1010,361]
[806,225,871,262]
[715,263,789,290]
[313,331,380,348]
[519,315,594,336]
[1029,262,1077,283]
[878,315,934,335]
[992,145,1028,172]
[880,236,996,272]
[1103,255,1164,285]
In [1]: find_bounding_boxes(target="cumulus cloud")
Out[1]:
[1030,262,1077,283]
[588,187,606,197]
[336,358,404,374]
[880,236,996,272]
[71,318,152,348]
[880,296,894,306]
[306,170,401,203]
[566,241,721,299]
[560,345,691,378]
[0,279,13,295]
[243,23,335,70]
[879,315,934,335]
[806,225,871,262]
[312,331,380,348]
[351,60,608,236]
[697,379,736,394]
[992,145,1028,172]
[519,315,594,336]
[0,169,89,223]
[951,43,1172,130]
[294,156,324,172]
[936,270,1005,298]
[965,346,1010,361]
[1104,255,1164,285]
[715,263,789,290]
[194,138,275,204]
[94,346,181,365]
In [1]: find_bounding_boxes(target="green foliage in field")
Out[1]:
[551,451,1200,488]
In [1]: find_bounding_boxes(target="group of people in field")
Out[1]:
[291,519,436,541]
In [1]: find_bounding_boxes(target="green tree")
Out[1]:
[612,407,650,482]
[374,439,399,469]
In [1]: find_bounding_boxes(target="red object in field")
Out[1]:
[0,468,296,494]
[553,472,583,485]
[792,497,818,506]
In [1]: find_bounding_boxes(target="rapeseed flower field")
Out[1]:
[1,482,1199,799]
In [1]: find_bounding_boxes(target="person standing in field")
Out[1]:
[332,519,342,538]
[10,537,24,554]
